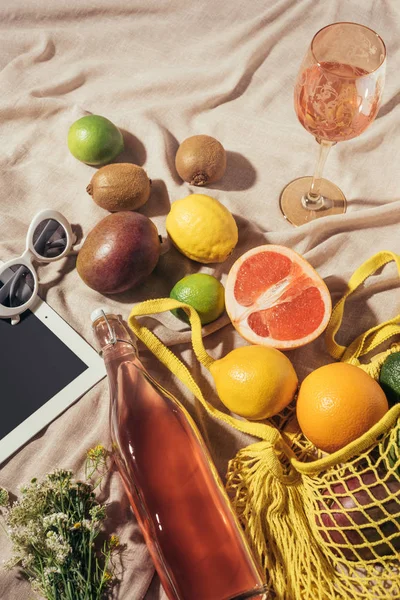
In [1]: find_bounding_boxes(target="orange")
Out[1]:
[224,244,331,350]
[296,363,388,453]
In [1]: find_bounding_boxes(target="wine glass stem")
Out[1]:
[305,139,335,205]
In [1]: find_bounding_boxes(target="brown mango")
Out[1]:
[77,212,160,294]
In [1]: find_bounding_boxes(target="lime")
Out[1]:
[380,353,400,475]
[379,351,400,407]
[67,115,124,166]
[170,273,225,325]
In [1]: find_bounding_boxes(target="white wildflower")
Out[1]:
[31,579,43,593]
[89,504,106,521]
[44,565,59,576]
[43,512,69,529]
[0,487,9,506]
[10,521,43,546]
[21,553,35,569]
[4,553,23,570]
[45,531,71,563]
[0,447,120,597]
[47,469,73,481]
[43,565,60,585]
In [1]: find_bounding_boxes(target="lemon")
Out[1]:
[68,115,124,166]
[170,273,225,325]
[166,194,238,263]
[210,345,298,420]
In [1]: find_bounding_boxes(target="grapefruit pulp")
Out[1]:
[225,245,332,349]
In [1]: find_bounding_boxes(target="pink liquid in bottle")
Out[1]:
[92,311,270,600]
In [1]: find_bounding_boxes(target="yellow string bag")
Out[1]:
[127,250,400,600]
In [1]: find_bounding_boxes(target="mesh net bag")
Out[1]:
[227,405,400,599]
[127,250,400,600]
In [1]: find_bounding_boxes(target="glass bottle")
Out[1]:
[91,310,270,600]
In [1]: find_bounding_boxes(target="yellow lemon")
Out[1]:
[209,345,298,420]
[166,194,238,263]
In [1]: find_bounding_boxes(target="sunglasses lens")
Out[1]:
[33,218,67,258]
[0,264,35,308]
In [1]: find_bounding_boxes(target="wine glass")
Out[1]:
[280,22,386,227]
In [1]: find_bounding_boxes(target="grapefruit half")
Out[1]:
[225,245,332,350]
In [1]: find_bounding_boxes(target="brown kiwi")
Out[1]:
[86,163,151,212]
[175,135,226,186]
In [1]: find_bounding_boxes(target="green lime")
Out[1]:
[67,115,124,166]
[170,274,225,325]
[379,351,400,407]
[380,352,400,475]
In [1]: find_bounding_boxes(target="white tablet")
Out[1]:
[0,294,106,465]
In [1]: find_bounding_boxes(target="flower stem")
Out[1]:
[84,530,94,599]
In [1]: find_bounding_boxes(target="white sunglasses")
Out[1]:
[0,209,76,325]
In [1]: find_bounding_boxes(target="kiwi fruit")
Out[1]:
[86,163,151,212]
[175,135,226,186]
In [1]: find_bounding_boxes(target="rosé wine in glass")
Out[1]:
[280,23,386,227]
[295,61,383,142]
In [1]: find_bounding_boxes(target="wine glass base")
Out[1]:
[279,177,347,227]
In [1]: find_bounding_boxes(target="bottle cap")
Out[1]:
[90,307,109,323]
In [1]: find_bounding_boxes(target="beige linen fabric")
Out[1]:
[1,1,400,598]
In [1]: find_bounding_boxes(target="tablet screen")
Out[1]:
[0,309,88,440]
